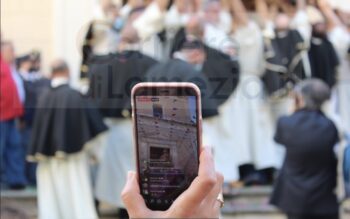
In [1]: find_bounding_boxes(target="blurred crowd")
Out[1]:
[0,0,350,219]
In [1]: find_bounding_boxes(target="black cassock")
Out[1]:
[22,77,51,126]
[145,59,219,118]
[87,51,158,118]
[263,30,306,96]
[171,28,240,106]
[28,84,107,159]
[308,37,339,88]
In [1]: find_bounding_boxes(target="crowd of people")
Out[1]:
[0,0,349,219]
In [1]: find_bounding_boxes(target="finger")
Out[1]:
[199,146,212,154]
[205,172,224,207]
[121,171,152,218]
[213,198,222,214]
[177,148,217,210]
[213,191,224,213]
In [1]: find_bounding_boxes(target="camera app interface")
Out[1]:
[135,95,199,208]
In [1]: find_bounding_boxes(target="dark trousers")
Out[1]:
[21,126,36,185]
[0,120,27,186]
[288,213,339,219]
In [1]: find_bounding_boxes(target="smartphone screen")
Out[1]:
[132,84,201,210]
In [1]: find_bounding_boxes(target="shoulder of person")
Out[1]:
[88,54,113,66]
[205,45,231,60]
[276,115,289,127]
[135,52,159,65]
[323,114,338,131]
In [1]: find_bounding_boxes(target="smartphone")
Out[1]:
[131,82,202,210]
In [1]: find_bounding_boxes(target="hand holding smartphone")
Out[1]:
[131,82,202,210]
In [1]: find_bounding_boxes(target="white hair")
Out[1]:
[294,79,331,110]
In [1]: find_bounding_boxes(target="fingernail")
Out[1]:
[127,171,133,180]
[203,147,212,155]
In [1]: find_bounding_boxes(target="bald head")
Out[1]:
[186,15,205,39]
[294,79,331,110]
[51,59,69,78]
[120,23,139,44]
[1,41,15,64]
[274,13,290,31]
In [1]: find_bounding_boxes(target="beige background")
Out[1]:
[1,0,100,87]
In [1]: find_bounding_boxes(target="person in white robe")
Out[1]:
[215,0,280,181]
[95,119,135,208]
[202,0,233,51]
[92,20,158,210]
[318,0,350,134]
[133,0,167,60]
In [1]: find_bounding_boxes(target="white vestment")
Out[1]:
[328,26,350,133]
[37,152,98,219]
[133,2,166,61]
[95,119,135,207]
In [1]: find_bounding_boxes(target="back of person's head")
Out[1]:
[294,79,331,110]
[202,0,221,24]
[118,6,146,46]
[274,13,290,31]
[1,41,15,63]
[51,59,69,78]
[186,15,205,40]
[128,6,146,22]
[119,23,140,45]
[202,0,221,11]
[174,38,206,68]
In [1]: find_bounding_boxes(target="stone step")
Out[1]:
[3,186,348,219]
[1,188,38,219]
[1,186,281,218]
[222,185,282,216]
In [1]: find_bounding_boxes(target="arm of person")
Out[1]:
[291,0,312,42]
[317,0,342,31]
[230,0,249,31]
[255,0,270,27]
[274,117,286,145]
[296,0,306,11]
[122,148,224,218]
[133,0,170,41]
[127,0,146,8]
[155,0,170,12]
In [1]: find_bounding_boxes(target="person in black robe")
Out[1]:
[87,54,157,118]
[17,53,50,185]
[88,20,158,218]
[170,16,240,107]
[262,13,307,97]
[28,61,107,158]
[146,39,219,118]
[308,23,339,88]
[27,59,107,219]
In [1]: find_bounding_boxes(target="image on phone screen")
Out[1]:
[134,94,199,210]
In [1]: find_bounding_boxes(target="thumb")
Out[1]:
[121,171,152,218]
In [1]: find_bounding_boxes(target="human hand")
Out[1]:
[122,148,224,218]
[128,0,145,8]
[317,0,331,10]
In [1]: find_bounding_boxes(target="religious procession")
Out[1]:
[1,0,350,218]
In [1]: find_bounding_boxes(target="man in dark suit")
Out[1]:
[270,79,339,219]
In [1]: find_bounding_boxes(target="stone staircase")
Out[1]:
[222,185,285,219]
[1,188,38,219]
[1,186,349,219]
